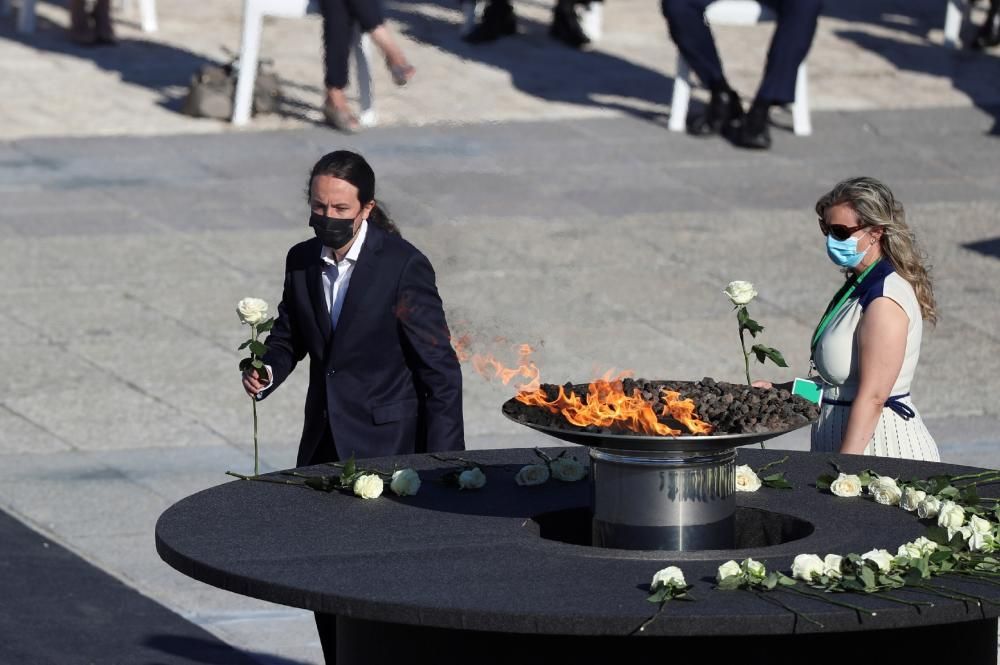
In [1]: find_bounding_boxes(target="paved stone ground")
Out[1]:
[2,0,1000,663]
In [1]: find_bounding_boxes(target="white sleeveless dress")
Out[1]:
[810,261,939,461]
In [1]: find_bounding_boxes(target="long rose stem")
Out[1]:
[252,323,259,477]
[738,310,751,386]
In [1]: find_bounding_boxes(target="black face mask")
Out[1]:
[309,212,357,250]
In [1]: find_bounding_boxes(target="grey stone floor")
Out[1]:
[1,104,1000,663]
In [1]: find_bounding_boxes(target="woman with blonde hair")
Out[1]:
[758,176,939,460]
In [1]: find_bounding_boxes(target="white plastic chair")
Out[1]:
[668,0,811,137]
[943,0,972,48]
[231,0,375,127]
[2,0,156,33]
[459,0,603,42]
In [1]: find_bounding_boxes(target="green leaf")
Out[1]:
[342,455,356,480]
[256,318,275,333]
[762,474,793,490]
[251,359,264,370]
[925,526,950,545]
[816,473,835,490]
[717,577,743,591]
[738,308,765,337]
[751,345,788,368]
[860,567,877,589]
[776,573,797,587]
[239,357,252,372]
[249,340,268,357]
[939,485,960,498]
[238,340,252,350]
[960,485,981,505]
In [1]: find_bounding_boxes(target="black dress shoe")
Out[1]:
[729,102,772,150]
[549,2,589,49]
[687,87,743,136]
[463,2,517,43]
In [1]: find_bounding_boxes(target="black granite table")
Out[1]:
[156,448,1000,664]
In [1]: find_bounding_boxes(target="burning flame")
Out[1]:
[454,336,540,394]
[516,377,713,437]
[451,333,712,436]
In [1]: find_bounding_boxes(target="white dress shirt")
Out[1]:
[256,221,368,398]
[321,220,368,330]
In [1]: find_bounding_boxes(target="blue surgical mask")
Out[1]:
[826,230,871,268]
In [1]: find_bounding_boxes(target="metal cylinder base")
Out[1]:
[590,446,736,551]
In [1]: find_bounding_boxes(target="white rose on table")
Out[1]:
[550,457,587,482]
[237,297,269,326]
[651,566,686,590]
[899,487,927,512]
[735,465,762,492]
[970,531,995,553]
[830,473,862,498]
[791,554,824,582]
[717,560,743,584]
[969,514,992,535]
[458,467,487,490]
[897,536,938,559]
[389,468,421,496]
[353,473,384,499]
[937,500,965,531]
[724,281,758,306]
[515,464,550,486]
[861,548,894,572]
[744,558,767,583]
[823,554,844,579]
[917,495,941,519]
[869,476,902,506]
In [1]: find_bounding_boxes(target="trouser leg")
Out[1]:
[320,0,353,88]
[342,0,385,33]
[755,0,822,105]
[660,0,726,90]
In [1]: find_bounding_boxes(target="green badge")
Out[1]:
[792,378,823,405]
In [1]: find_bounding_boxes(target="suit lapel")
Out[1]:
[305,244,333,345]
[330,225,384,352]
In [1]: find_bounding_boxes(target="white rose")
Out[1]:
[458,467,487,490]
[830,473,862,498]
[652,566,686,590]
[791,554,824,582]
[823,554,844,579]
[389,468,421,496]
[899,487,927,512]
[869,477,902,506]
[917,496,941,519]
[937,500,965,530]
[237,297,269,326]
[969,515,992,535]
[353,473,384,499]
[897,536,937,559]
[970,531,995,553]
[515,464,550,486]
[735,465,762,492]
[717,560,743,584]
[744,558,767,583]
[550,457,588,482]
[861,548,894,572]
[724,280,758,306]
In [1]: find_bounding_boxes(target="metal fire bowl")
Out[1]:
[501,398,814,454]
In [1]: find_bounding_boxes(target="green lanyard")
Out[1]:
[810,259,881,354]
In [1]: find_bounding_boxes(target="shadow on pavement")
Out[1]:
[144,635,313,665]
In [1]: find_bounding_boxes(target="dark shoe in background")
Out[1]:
[549,1,589,49]
[687,86,743,136]
[463,1,517,44]
[970,4,1000,50]
[729,101,772,150]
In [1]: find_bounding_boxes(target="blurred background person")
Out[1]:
[68,0,116,45]
[320,0,416,132]
[463,0,597,48]
[661,0,821,149]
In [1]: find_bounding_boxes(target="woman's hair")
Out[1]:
[815,176,937,324]
[306,150,400,236]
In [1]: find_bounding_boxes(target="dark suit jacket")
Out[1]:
[260,225,465,466]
